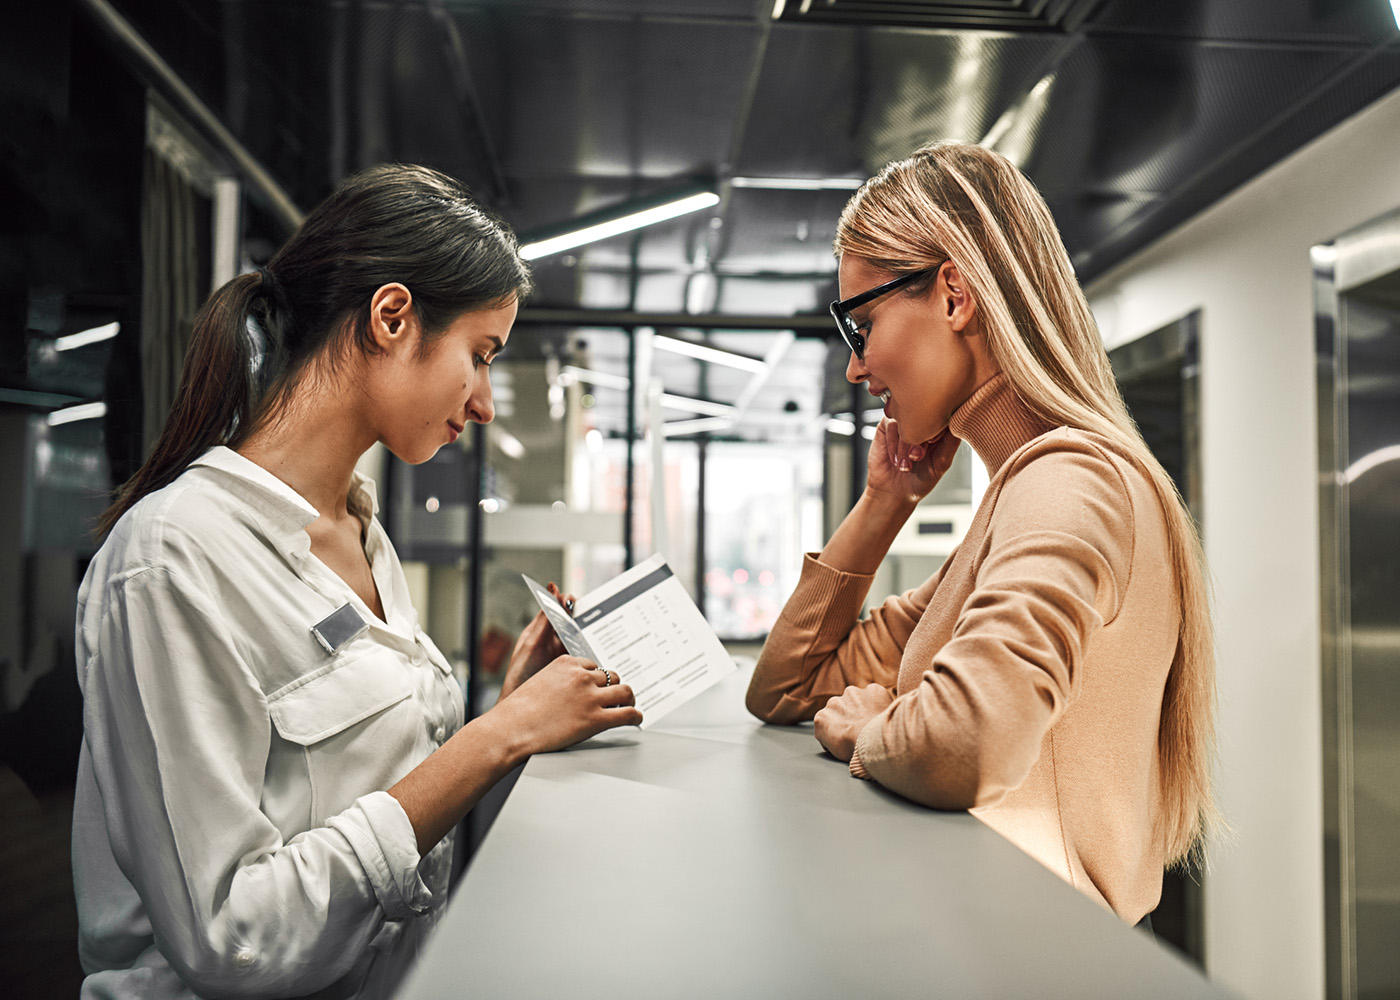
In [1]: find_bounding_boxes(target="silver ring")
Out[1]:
[601,668,613,686]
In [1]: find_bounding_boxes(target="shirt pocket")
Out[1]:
[267,651,420,825]
[267,652,414,745]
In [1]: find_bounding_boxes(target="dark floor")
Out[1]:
[0,765,85,999]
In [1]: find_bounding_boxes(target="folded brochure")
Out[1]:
[522,554,736,728]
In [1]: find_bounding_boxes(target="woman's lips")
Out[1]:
[447,421,463,443]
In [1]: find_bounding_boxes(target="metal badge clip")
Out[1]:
[310,603,369,654]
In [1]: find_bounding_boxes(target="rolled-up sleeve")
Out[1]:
[84,566,431,998]
[851,442,1134,808]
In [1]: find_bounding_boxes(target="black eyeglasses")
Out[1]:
[828,263,944,359]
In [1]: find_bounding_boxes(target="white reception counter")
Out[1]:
[398,668,1234,999]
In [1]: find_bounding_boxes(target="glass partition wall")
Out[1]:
[380,320,991,855]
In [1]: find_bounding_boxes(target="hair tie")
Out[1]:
[256,267,281,305]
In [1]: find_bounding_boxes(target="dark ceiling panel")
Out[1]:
[90,0,1400,296]
[454,8,761,181]
[1089,0,1395,46]
[1030,35,1357,201]
[1078,42,1400,273]
[773,0,1107,33]
[448,0,759,16]
[736,24,1065,176]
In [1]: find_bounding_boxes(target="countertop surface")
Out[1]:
[397,668,1235,999]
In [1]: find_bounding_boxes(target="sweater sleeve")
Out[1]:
[850,440,1135,808]
[745,552,950,724]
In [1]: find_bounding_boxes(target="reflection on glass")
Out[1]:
[704,442,823,640]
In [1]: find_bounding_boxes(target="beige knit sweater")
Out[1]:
[747,373,1179,922]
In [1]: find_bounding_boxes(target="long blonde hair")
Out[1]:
[836,141,1217,867]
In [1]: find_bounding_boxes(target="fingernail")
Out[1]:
[910,446,925,460]
[898,461,911,472]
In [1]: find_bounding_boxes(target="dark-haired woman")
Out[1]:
[73,165,642,999]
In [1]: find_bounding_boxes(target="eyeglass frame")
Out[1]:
[828,262,946,360]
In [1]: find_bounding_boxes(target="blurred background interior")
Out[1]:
[2,1,1399,997]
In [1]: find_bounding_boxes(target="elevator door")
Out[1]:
[1316,212,1400,1000]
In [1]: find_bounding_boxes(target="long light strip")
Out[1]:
[47,401,107,426]
[653,334,768,373]
[658,393,734,418]
[663,416,733,438]
[730,176,864,191]
[560,365,631,391]
[54,321,121,352]
[520,192,719,260]
[1392,0,1400,30]
[825,416,877,439]
[491,426,526,459]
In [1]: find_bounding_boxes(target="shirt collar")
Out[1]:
[189,446,381,542]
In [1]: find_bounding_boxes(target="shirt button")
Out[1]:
[234,947,256,968]
[433,725,446,743]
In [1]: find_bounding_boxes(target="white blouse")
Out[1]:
[73,446,464,999]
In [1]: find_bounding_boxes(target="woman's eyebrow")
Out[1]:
[485,335,506,358]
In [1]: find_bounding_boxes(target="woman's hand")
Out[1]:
[491,656,643,754]
[499,582,575,701]
[813,683,895,762]
[391,655,641,854]
[864,419,961,507]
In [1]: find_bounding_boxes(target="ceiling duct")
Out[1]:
[771,0,1106,33]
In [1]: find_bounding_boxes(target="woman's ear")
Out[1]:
[939,263,978,333]
[368,283,417,351]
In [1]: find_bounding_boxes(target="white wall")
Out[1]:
[1086,85,1400,1000]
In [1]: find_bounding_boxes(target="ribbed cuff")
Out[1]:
[848,713,885,782]
[328,791,433,920]
[849,745,870,780]
[794,553,876,644]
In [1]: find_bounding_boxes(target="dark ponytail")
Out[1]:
[98,164,531,537]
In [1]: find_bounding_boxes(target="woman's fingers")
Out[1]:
[582,663,643,723]
[546,582,577,615]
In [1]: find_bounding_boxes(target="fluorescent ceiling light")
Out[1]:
[491,426,526,459]
[826,415,877,439]
[664,416,733,438]
[730,176,864,191]
[520,190,719,260]
[47,401,107,426]
[560,365,631,391]
[659,393,734,418]
[653,335,768,373]
[1393,0,1400,30]
[55,321,120,352]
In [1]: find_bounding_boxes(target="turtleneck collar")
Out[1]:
[947,372,1055,476]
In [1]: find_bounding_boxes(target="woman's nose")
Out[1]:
[845,351,869,385]
[467,374,495,424]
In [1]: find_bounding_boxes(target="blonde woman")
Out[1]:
[746,141,1216,925]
